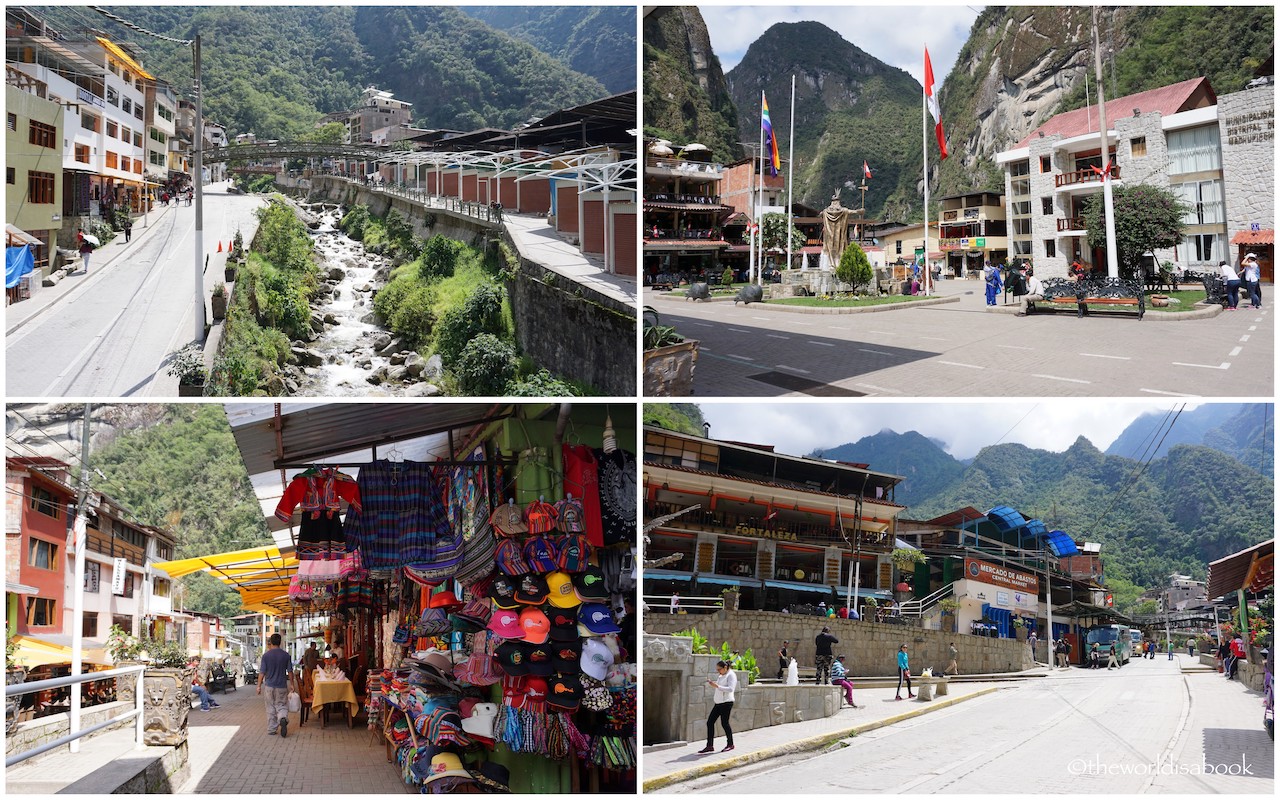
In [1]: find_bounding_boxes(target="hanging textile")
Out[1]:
[344,460,458,570]
[563,444,604,547]
[275,467,361,560]
[594,448,636,546]
[447,446,490,543]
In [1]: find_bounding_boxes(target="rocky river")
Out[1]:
[276,202,444,396]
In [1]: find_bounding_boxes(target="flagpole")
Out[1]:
[923,48,931,297]
[787,74,796,274]
[757,90,766,286]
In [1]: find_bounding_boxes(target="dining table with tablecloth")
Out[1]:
[311,677,358,727]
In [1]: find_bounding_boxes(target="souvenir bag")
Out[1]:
[287,690,301,713]
[392,619,412,644]
[338,548,364,579]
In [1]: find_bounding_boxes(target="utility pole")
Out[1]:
[1092,7,1119,277]
[192,34,206,341]
[68,404,92,752]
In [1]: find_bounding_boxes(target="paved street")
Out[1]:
[656,653,1273,794]
[647,278,1273,397]
[5,182,264,398]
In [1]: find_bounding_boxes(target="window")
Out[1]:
[1012,240,1033,256]
[106,121,118,138]
[158,105,174,122]
[112,615,133,633]
[1174,180,1224,226]
[154,578,170,598]
[81,111,99,132]
[156,543,172,561]
[150,151,165,166]
[28,171,54,204]
[1177,233,1225,265]
[1009,159,1030,177]
[112,518,147,549]
[1131,136,1147,158]
[150,128,166,144]
[895,241,903,256]
[133,159,143,174]
[28,538,58,570]
[1010,177,1030,197]
[26,597,56,627]
[5,167,13,184]
[7,113,15,131]
[107,86,119,106]
[1040,155,1052,173]
[83,613,99,638]
[105,152,118,170]
[122,97,132,114]
[120,125,130,142]
[1167,125,1221,174]
[75,144,90,163]
[30,485,60,518]
[1012,218,1033,236]
[1044,240,1057,258]
[85,561,101,592]
[133,131,142,148]
[134,106,143,121]
[29,120,56,148]
[1041,197,1053,215]
[1010,201,1031,216]
[121,572,135,598]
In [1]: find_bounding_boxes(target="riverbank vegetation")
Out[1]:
[209,198,318,395]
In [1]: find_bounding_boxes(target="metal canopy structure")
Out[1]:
[1207,538,1274,599]
[153,545,298,615]
[203,141,391,165]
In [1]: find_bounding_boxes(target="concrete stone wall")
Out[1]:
[5,700,133,761]
[643,634,840,746]
[644,609,1034,677]
[1218,85,1275,244]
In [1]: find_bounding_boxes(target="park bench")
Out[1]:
[1028,277,1145,320]
[207,665,235,693]
[1200,274,1230,308]
[648,272,677,292]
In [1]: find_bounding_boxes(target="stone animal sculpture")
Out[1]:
[734,284,764,306]
[686,282,711,301]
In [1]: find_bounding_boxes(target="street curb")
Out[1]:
[641,686,1003,792]
[649,292,961,313]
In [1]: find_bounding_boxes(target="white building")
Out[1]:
[144,78,178,193]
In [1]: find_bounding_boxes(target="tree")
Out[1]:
[836,241,874,293]
[307,122,347,144]
[760,212,805,259]
[1082,184,1188,278]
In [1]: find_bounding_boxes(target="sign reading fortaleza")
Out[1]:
[965,557,1038,594]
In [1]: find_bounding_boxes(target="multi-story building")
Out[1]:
[995,76,1275,279]
[5,76,64,278]
[1162,573,1209,612]
[938,191,1009,277]
[642,141,730,279]
[643,425,906,611]
[350,86,413,144]
[877,222,943,270]
[5,456,180,659]
[144,78,178,193]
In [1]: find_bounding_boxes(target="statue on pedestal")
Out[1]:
[821,190,852,270]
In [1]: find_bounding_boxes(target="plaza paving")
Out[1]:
[648,278,1273,397]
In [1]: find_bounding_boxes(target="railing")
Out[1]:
[896,582,955,619]
[1057,217,1086,231]
[1054,164,1119,188]
[5,664,145,767]
[644,193,722,206]
[645,157,722,176]
[642,594,723,614]
[339,176,504,225]
[645,500,893,549]
[644,228,721,241]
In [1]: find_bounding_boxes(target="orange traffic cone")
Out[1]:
[217,240,223,253]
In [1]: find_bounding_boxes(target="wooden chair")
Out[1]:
[297,668,314,727]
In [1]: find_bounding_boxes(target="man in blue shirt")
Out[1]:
[257,633,294,737]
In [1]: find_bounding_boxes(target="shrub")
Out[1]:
[338,204,371,241]
[384,208,415,249]
[253,261,311,338]
[836,242,874,293]
[506,369,580,397]
[722,267,735,285]
[418,234,460,281]
[455,334,517,396]
[253,201,314,273]
[433,282,505,366]
[387,283,437,348]
[144,637,190,668]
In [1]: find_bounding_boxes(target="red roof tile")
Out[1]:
[1231,229,1273,245]
[1016,77,1216,148]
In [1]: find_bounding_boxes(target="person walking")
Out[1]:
[1220,260,1242,309]
[257,632,294,737]
[1107,645,1119,670]
[946,642,959,675]
[777,641,790,680]
[697,660,737,754]
[983,261,1003,306]
[1028,631,1038,662]
[1167,640,1174,661]
[895,643,914,700]
[123,217,133,243]
[1242,253,1262,308]
[1187,638,1196,657]
[830,655,860,708]
[1089,642,1100,669]
[814,626,839,685]
[1229,634,1245,679]
[78,232,95,274]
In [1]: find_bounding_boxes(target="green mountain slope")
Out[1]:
[33,6,609,139]
[459,6,636,94]
[819,430,964,508]
[89,405,270,618]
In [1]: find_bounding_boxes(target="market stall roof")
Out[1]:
[224,403,516,548]
[9,634,109,667]
[1207,538,1274,599]
[154,544,298,615]
[1052,600,1133,625]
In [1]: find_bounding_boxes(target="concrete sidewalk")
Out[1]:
[503,212,637,308]
[642,679,1009,791]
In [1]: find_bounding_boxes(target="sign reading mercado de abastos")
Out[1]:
[964,557,1039,611]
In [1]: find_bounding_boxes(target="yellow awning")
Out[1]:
[95,37,155,81]
[9,635,108,668]
[154,544,297,616]
[154,544,294,578]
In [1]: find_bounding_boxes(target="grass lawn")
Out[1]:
[770,294,934,307]
[1145,289,1217,313]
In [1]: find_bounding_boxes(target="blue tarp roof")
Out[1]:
[1046,530,1080,557]
[986,505,1027,533]
[1019,519,1049,540]
[6,245,34,289]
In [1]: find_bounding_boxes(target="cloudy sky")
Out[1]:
[697,3,983,87]
[697,401,1203,461]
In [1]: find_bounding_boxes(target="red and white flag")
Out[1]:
[863,160,873,179]
[924,47,948,159]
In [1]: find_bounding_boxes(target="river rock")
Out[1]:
[324,313,339,325]
[299,349,324,367]
[360,312,381,325]
[378,336,407,357]
[358,283,373,293]
[404,382,442,398]
[423,354,444,380]
[405,352,426,377]
[309,313,325,333]
[284,378,300,394]
[387,366,410,383]
[390,353,407,366]
[367,366,388,386]
[371,333,392,351]
[265,375,286,395]
[328,267,346,281]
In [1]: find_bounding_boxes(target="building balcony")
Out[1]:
[1054,164,1119,189]
[644,499,892,550]
[645,157,721,182]
[1056,217,1086,233]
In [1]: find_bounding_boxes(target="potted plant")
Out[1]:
[643,306,698,396]
[6,636,25,734]
[1013,616,1027,641]
[211,283,228,321]
[938,597,960,633]
[166,345,207,397]
[720,586,741,612]
[105,624,145,703]
[139,637,193,746]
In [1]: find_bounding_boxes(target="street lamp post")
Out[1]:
[192,34,206,342]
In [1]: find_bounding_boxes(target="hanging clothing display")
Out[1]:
[594,448,636,546]
[275,466,361,560]
[562,444,604,547]
[447,447,490,544]
[344,460,458,571]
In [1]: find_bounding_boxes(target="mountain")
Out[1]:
[459,7,636,94]
[34,6,611,139]
[726,21,923,216]
[642,6,742,163]
[819,429,964,508]
[1104,404,1273,478]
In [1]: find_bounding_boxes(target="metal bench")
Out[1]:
[207,665,235,693]
[1029,277,1145,320]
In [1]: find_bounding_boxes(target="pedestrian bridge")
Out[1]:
[204,141,393,165]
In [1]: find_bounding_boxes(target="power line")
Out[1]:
[85,6,193,45]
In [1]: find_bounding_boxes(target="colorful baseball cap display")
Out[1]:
[578,603,621,635]
[486,608,524,640]
[524,499,558,535]
[524,643,555,676]
[551,640,582,673]
[581,637,614,680]
[518,607,551,644]
[489,501,527,536]
[548,673,583,712]
[514,573,550,605]
[501,675,531,708]
[524,676,549,707]
[555,533,591,573]
[545,571,581,609]
[523,535,558,574]
[546,608,579,642]
[495,538,528,576]
[573,566,608,602]
[495,641,530,677]
[554,496,586,532]
[488,575,520,610]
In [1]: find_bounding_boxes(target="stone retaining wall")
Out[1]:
[644,610,1034,677]
[5,701,133,762]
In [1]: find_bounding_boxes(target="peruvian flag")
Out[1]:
[924,47,948,159]
[863,161,873,179]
